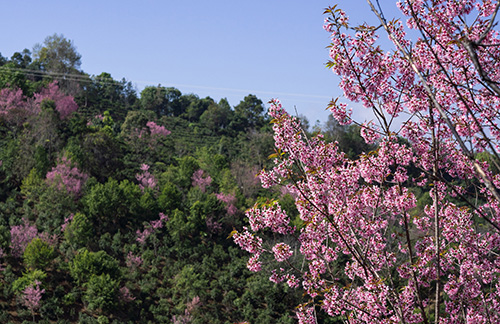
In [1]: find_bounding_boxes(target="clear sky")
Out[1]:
[0,1,401,124]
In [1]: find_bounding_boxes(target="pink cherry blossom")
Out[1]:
[191,169,212,193]
[136,164,157,191]
[22,280,44,314]
[34,81,78,119]
[46,156,88,196]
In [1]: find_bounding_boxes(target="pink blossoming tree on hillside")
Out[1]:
[22,280,44,322]
[234,1,500,323]
[146,121,171,137]
[136,164,158,192]
[0,88,31,125]
[46,156,88,197]
[0,81,78,126]
[10,219,38,258]
[34,81,78,119]
[191,169,212,193]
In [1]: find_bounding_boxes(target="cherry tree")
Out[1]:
[46,156,88,197]
[234,1,500,323]
[22,280,45,322]
[191,169,212,193]
[146,121,171,137]
[0,81,78,125]
[34,81,78,119]
[136,164,158,192]
[0,87,35,126]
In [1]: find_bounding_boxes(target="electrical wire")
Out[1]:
[0,65,332,103]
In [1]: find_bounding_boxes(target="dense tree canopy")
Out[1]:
[0,31,367,324]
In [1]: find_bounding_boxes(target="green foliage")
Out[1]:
[83,179,156,231]
[120,110,156,138]
[34,145,50,177]
[64,212,93,250]
[178,156,200,188]
[166,209,192,243]
[171,264,208,307]
[20,168,44,200]
[0,38,329,323]
[279,194,301,229]
[12,269,47,293]
[158,182,182,212]
[83,274,119,313]
[322,115,374,159]
[233,94,266,130]
[33,33,81,73]
[0,134,20,190]
[23,238,55,270]
[81,130,124,182]
[69,248,121,285]
[21,168,77,234]
[0,225,9,251]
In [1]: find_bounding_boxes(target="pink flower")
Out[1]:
[22,280,45,313]
[147,121,171,136]
[61,213,74,232]
[216,192,238,215]
[272,243,293,262]
[119,286,135,303]
[136,164,157,191]
[192,169,212,193]
[34,81,78,119]
[136,212,169,245]
[125,251,143,269]
[10,219,38,258]
[46,157,88,196]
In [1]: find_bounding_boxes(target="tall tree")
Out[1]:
[140,85,168,117]
[77,72,137,121]
[233,94,265,130]
[33,34,82,94]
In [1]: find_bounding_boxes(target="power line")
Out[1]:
[0,66,332,103]
[0,66,129,87]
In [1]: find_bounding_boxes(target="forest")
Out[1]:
[0,33,371,324]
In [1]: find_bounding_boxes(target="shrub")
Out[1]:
[83,274,119,313]
[23,238,55,270]
[69,248,120,285]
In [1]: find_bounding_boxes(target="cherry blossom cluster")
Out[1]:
[118,286,136,303]
[205,216,222,234]
[125,251,143,269]
[134,121,170,139]
[10,218,39,258]
[235,90,500,323]
[0,82,78,125]
[46,156,88,196]
[22,280,44,314]
[34,81,78,119]
[191,169,212,193]
[215,192,238,215]
[60,213,74,232]
[10,219,56,258]
[171,296,200,324]
[0,88,31,125]
[86,114,104,127]
[136,164,157,191]
[146,121,171,136]
[136,212,168,245]
[236,1,500,321]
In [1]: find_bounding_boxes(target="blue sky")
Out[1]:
[0,1,401,124]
